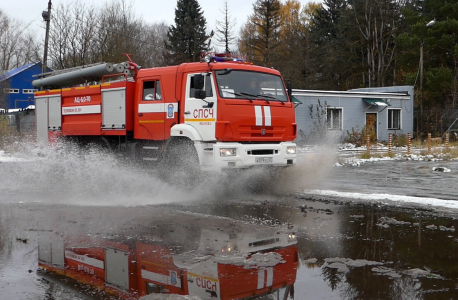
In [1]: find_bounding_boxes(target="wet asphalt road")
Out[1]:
[1,153,458,299]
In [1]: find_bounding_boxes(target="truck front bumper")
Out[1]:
[206,142,296,171]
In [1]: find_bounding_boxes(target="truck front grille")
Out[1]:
[247,149,275,155]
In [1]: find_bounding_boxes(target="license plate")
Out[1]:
[255,157,273,164]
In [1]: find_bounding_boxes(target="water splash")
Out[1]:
[0,140,339,206]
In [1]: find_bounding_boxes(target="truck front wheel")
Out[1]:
[160,138,200,185]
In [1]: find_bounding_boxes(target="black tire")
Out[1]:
[160,138,201,186]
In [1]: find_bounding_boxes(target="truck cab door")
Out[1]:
[135,78,177,140]
[184,73,217,141]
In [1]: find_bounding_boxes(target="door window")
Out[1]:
[189,73,213,98]
[143,81,162,100]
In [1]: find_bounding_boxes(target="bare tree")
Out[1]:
[0,9,39,70]
[48,1,100,68]
[94,0,168,68]
[215,0,236,53]
[96,0,147,64]
[350,0,406,87]
[48,0,169,70]
[138,22,169,68]
[0,79,10,109]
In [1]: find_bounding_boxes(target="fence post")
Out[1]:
[427,133,431,154]
[445,132,449,149]
[388,133,392,156]
[407,133,411,155]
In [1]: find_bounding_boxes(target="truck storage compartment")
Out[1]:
[101,81,135,132]
[61,86,102,135]
[58,81,135,136]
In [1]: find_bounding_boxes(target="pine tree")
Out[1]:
[308,0,354,90]
[241,0,282,66]
[166,0,209,64]
[397,0,458,134]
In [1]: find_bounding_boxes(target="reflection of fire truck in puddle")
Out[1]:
[38,214,298,299]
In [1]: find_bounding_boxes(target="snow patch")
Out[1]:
[402,268,444,279]
[243,252,285,269]
[215,252,285,269]
[432,167,451,172]
[376,217,411,227]
[304,189,458,211]
[323,257,382,273]
[303,258,318,264]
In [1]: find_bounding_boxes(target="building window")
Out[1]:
[327,108,342,130]
[388,109,401,130]
[23,89,37,94]
[3,88,19,94]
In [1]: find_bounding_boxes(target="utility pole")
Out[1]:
[42,0,52,74]
[419,38,424,137]
[419,20,436,138]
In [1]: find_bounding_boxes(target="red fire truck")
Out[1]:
[38,213,298,299]
[33,55,297,172]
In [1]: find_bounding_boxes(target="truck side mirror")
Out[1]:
[194,90,207,100]
[193,74,205,90]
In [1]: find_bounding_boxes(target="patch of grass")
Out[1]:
[345,126,376,147]
[360,151,371,159]
[386,152,396,158]
[392,134,407,147]
[447,147,458,157]
[424,146,458,160]
[411,138,423,147]
[358,151,396,159]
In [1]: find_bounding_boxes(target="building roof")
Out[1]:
[292,89,411,100]
[0,62,40,82]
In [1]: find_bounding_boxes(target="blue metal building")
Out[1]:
[293,86,414,144]
[0,62,52,109]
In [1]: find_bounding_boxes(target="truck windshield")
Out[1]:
[215,70,288,102]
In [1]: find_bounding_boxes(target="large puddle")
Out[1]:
[1,147,458,299]
[183,198,458,299]
[1,197,457,299]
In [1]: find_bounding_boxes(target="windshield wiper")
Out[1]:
[240,92,269,103]
[255,94,285,105]
[217,68,232,75]
[255,94,271,104]
[242,92,286,104]
[223,91,253,103]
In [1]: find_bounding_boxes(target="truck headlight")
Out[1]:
[222,243,233,252]
[220,148,237,156]
[287,146,296,154]
[288,233,296,242]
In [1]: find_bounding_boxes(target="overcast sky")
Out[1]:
[2,0,321,45]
